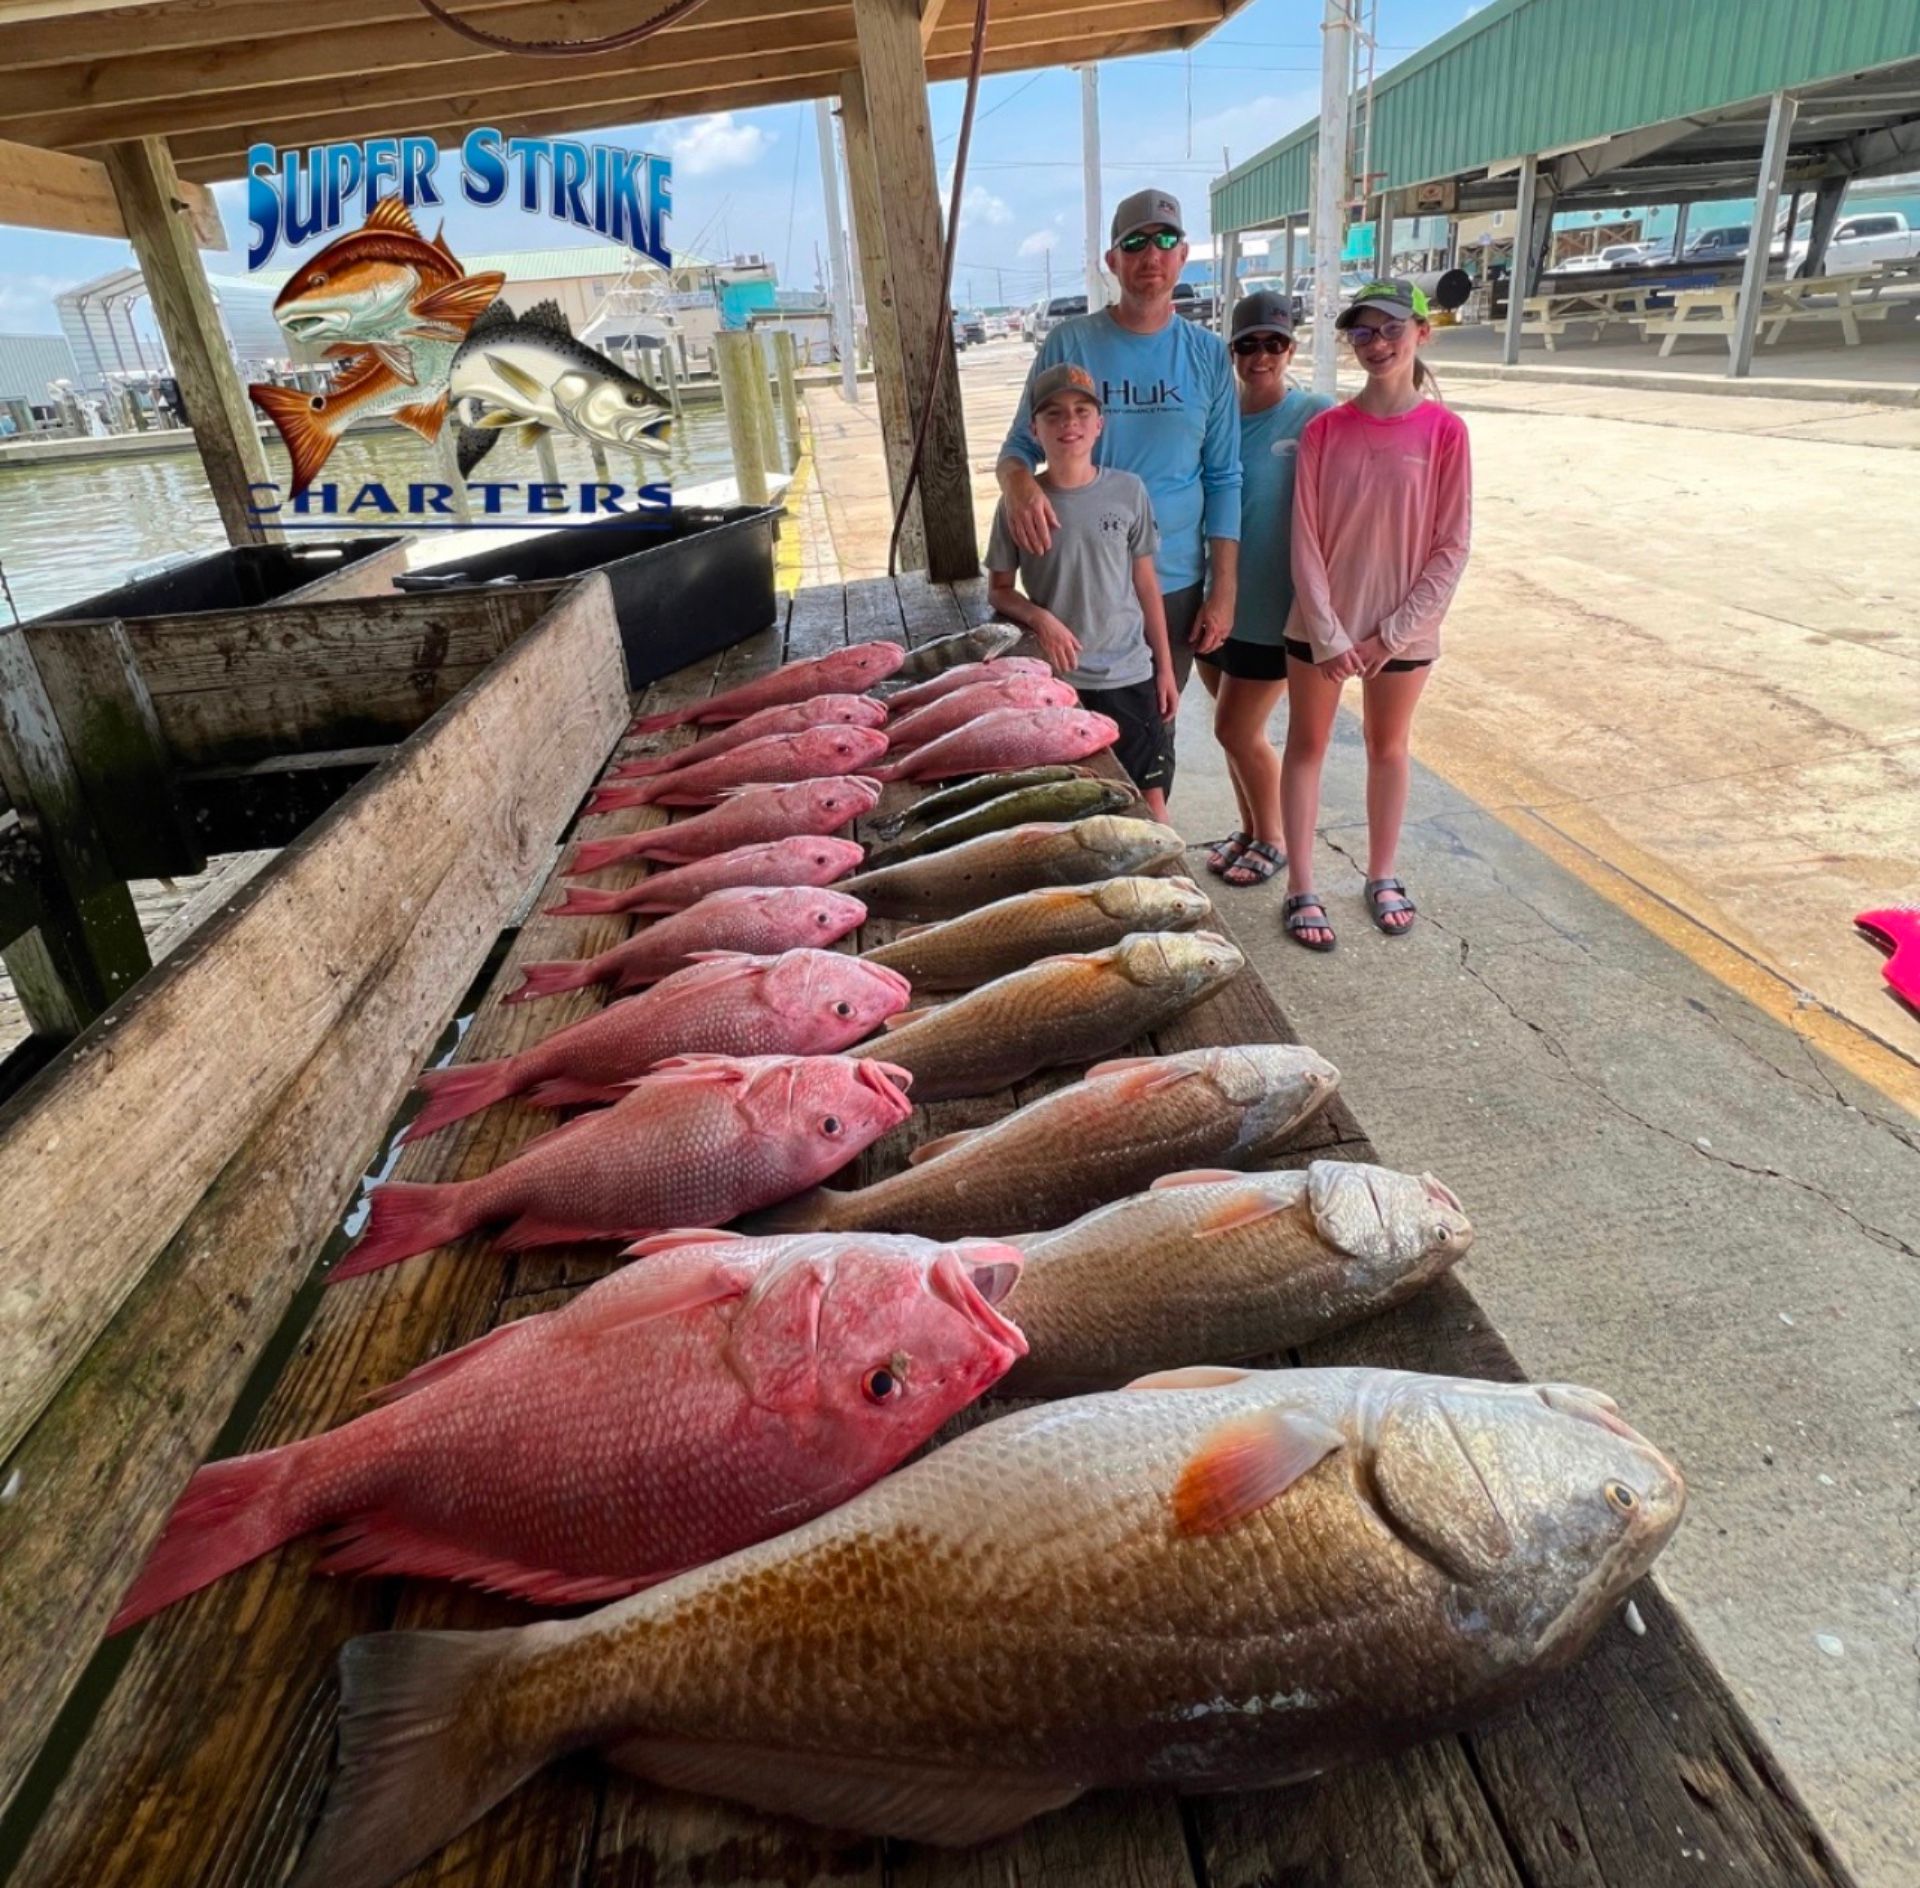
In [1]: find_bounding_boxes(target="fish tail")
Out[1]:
[402,1057,528,1143]
[250,381,340,496]
[568,833,658,874]
[543,886,630,918]
[501,957,603,1005]
[109,1444,310,1633]
[584,783,652,814]
[285,1626,547,1888]
[332,1180,481,1279]
[630,705,694,735]
[605,753,675,779]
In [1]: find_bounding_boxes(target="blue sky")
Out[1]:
[0,0,1471,335]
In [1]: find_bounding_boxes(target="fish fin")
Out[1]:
[512,421,547,450]
[1149,1168,1245,1190]
[401,1057,527,1143]
[1193,1192,1296,1239]
[520,297,575,340]
[886,922,933,939]
[605,1737,1083,1847]
[568,834,654,873]
[280,1627,549,1888]
[621,1228,750,1259]
[494,1214,634,1252]
[474,405,526,430]
[1088,1057,1198,1096]
[463,296,520,345]
[248,381,339,497]
[392,392,446,440]
[880,1006,937,1031]
[1125,1364,1256,1391]
[585,784,649,813]
[369,341,418,385]
[554,1252,755,1335]
[502,957,602,1004]
[485,351,549,402]
[412,271,503,328]
[364,193,423,237]
[331,1181,477,1280]
[544,886,635,918]
[108,1445,306,1632]
[316,1519,656,1603]
[454,417,499,475]
[1172,1409,1346,1537]
[630,705,694,734]
[907,1129,978,1167]
[520,1076,631,1110]
[368,1322,525,1405]
[1087,1055,1159,1078]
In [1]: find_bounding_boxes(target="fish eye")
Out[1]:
[862,1364,902,1403]
[833,1000,853,1017]
[815,910,832,925]
[1604,1481,1637,1514]
[821,1115,843,1136]
[307,271,327,287]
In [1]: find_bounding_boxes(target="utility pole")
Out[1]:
[1312,0,1353,397]
[1080,65,1104,309]
[814,97,859,402]
[1045,246,1053,307]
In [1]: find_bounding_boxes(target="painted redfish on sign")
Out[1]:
[546,837,864,919]
[285,1368,1682,1884]
[507,886,868,1003]
[569,777,881,875]
[110,1231,1024,1632]
[608,696,889,780]
[334,1054,914,1279]
[632,643,908,734]
[873,707,1119,783]
[403,950,911,1142]
[589,726,891,811]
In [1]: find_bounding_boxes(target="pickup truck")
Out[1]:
[1789,209,1920,274]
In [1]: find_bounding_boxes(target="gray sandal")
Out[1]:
[1365,876,1417,936]
[1223,838,1285,888]
[1206,830,1250,878]
[1284,891,1336,952]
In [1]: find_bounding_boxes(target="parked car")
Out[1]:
[1033,293,1088,341]
[1789,209,1920,274]
[1557,242,1647,274]
[951,311,969,349]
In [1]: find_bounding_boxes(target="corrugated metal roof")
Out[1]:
[0,332,78,402]
[1213,0,1920,231]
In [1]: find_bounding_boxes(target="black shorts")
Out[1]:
[1197,637,1288,682]
[1075,678,1166,794]
[1283,637,1432,674]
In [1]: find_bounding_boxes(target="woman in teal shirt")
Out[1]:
[1197,289,1333,888]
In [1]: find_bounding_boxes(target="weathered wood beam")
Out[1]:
[919,0,947,49]
[0,135,222,245]
[103,138,275,550]
[848,0,976,582]
[839,69,927,572]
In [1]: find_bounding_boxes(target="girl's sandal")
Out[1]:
[1365,877,1417,937]
[1205,830,1250,878]
[1222,838,1285,888]
[1284,892,1337,952]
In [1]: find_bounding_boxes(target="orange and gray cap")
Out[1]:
[1030,362,1103,414]
[1334,277,1432,329]
[1110,188,1184,244]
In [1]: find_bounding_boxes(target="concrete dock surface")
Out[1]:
[807,338,1920,1886]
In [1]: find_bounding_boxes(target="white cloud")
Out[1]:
[664,113,773,178]
[1018,228,1058,256]
[960,184,1012,227]
[0,272,81,323]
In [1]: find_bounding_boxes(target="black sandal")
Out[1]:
[1284,891,1336,952]
[1222,838,1285,888]
[1365,877,1417,936]
[1205,830,1250,878]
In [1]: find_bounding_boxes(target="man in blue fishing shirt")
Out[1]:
[996,187,1242,799]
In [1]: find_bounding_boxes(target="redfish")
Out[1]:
[885,675,1080,753]
[569,777,881,875]
[873,707,1119,783]
[590,726,890,811]
[632,643,907,733]
[547,836,864,918]
[609,696,888,780]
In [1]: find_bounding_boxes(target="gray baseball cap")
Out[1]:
[1029,362,1103,413]
[1110,187,1185,245]
[1230,289,1295,341]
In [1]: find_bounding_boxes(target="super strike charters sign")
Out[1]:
[245,133,676,529]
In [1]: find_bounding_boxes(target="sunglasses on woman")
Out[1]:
[1345,318,1409,346]
[1232,334,1291,355]
[1115,230,1182,253]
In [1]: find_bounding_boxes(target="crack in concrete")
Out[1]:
[1318,829,1920,1261]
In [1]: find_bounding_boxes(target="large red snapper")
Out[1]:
[632,642,907,733]
[883,657,1052,715]
[884,676,1080,754]
[874,707,1119,783]
[507,885,868,1003]
[569,777,881,875]
[334,1053,914,1278]
[110,1232,1026,1632]
[403,949,912,1142]
[590,726,891,811]
[546,836,864,918]
[609,696,888,780]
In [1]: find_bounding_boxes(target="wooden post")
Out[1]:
[839,17,975,581]
[713,329,772,506]
[751,330,782,476]
[771,329,802,471]
[102,138,277,548]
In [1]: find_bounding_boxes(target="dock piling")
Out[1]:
[714,330,772,506]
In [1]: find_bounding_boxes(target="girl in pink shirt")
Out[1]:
[1280,281,1471,950]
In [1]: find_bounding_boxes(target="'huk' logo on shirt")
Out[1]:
[1101,376,1184,409]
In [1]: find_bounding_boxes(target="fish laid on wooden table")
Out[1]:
[404,949,911,1141]
[1002,1162,1472,1396]
[608,696,887,780]
[591,726,891,811]
[881,621,1023,683]
[286,1366,1683,1886]
[879,657,1052,716]
[569,778,880,875]
[872,764,1091,836]
[853,933,1245,1102]
[633,643,907,733]
[111,1232,1024,1633]
[547,837,864,919]
[882,675,1079,754]
[337,1054,912,1277]
[861,876,1214,991]
[873,707,1118,783]
[754,1045,1338,1239]
[861,777,1136,872]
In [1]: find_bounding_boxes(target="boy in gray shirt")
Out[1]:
[985,363,1178,817]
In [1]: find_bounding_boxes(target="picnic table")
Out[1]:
[1861,254,1920,299]
[0,572,1856,1888]
[1522,283,1663,348]
[1636,276,1891,357]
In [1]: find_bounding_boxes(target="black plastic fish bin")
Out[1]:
[29,538,408,622]
[389,504,781,690]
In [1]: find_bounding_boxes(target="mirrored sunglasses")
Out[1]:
[1345,317,1409,346]
[1116,230,1182,253]
[1232,333,1291,355]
